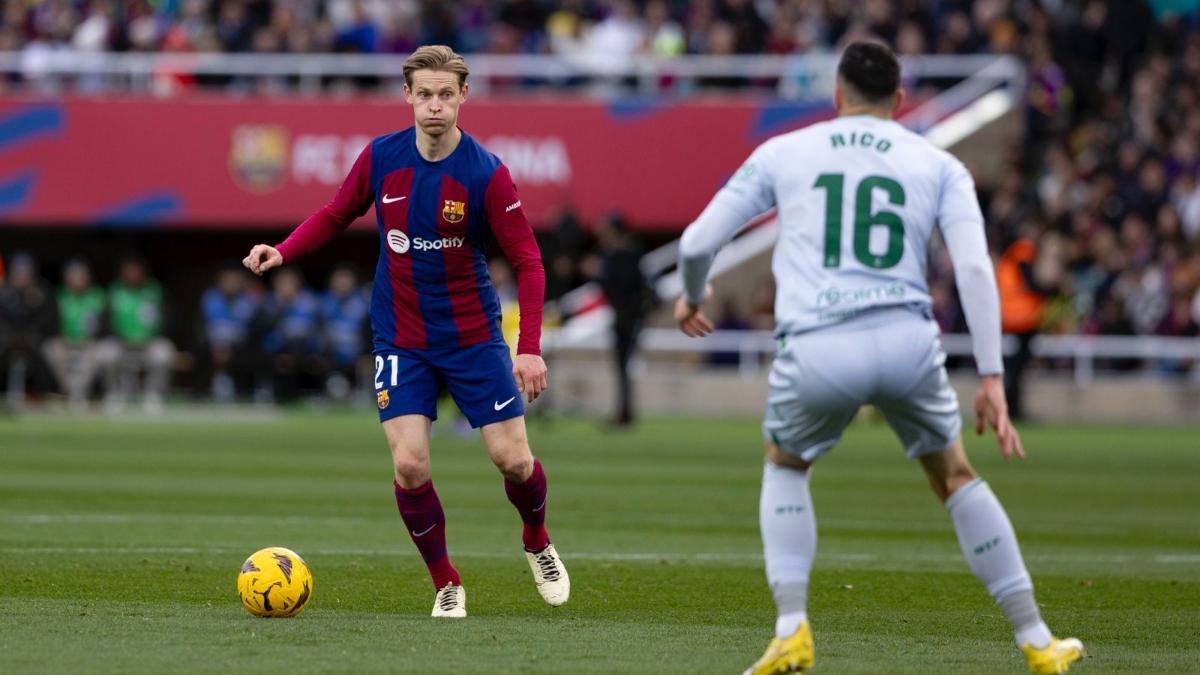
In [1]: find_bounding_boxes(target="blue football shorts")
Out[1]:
[372,338,525,428]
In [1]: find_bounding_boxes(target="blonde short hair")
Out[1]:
[402,45,469,89]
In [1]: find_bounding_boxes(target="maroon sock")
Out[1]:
[394,479,460,589]
[504,458,550,552]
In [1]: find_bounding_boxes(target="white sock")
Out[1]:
[760,462,816,638]
[946,478,1050,647]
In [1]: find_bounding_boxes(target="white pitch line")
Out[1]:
[1,546,1197,566]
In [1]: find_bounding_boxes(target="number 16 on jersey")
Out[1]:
[814,173,906,270]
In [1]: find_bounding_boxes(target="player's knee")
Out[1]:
[390,450,431,486]
[764,440,811,471]
[930,462,978,502]
[492,452,532,482]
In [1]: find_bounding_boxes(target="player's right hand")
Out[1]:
[243,244,283,276]
[974,374,1025,460]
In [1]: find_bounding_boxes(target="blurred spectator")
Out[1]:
[252,267,322,402]
[103,255,175,413]
[997,229,1054,420]
[43,259,109,410]
[592,212,654,427]
[319,265,370,401]
[199,265,260,403]
[490,257,520,354]
[584,0,643,83]
[706,298,752,367]
[642,0,684,57]
[0,252,58,405]
[544,207,587,302]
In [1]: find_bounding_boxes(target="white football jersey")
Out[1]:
[719,114,985,335]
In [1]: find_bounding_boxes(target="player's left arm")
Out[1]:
[485,164,547,402]
[936,158,1024,460]
[676,142,778,336]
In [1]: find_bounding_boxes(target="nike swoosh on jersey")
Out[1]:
[411,524,436,537]
[494,396,517,411]
[382,194,407,204]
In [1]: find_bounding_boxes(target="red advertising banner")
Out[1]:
[0,96,834,231]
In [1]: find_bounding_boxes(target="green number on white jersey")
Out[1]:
[813,173,906,269]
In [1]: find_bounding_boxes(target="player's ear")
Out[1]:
[403,83,413,104]
[833,83,843,113]
[460,81,469,102]
[892,88,906,116]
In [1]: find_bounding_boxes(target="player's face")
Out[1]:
[405,69,468,138]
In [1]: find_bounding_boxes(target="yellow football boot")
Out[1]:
[1022,637,1084,674]
[743,622,814,675]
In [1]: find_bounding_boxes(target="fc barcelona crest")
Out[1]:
[377,390,390,409]
[442,199,466,224]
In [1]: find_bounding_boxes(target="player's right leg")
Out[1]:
[384,414,465,617]
[873,311,1082,672]
[920,442,1083,673]
[376,348,464,617]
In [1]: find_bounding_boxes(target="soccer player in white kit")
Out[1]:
[675,42,1084,675]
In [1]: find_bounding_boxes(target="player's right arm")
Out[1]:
[676,142,778,336]
[243,144,375,276]
[935,158,1024,460]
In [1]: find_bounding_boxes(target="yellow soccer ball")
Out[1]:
[237,547,313,618]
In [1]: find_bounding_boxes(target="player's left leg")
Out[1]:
[747,327,871,674]
[480,416,569,606]
[442,338,569,607]
[920,440,1083,674]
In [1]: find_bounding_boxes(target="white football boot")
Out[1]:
[525,544,570,606]
[431,583,466,618]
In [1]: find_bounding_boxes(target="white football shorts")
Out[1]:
[762,305,962,462]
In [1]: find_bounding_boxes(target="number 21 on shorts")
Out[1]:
[374,354,399,389]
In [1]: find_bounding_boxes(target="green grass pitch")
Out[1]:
[1,411,1197,673]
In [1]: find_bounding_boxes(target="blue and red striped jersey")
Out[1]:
[275,128,545,355]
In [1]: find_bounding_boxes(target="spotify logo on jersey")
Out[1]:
[387,229,410,254]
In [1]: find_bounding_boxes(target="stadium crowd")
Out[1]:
[2,1,1200,409]
[925,2,1200,371]
[1,0,1146,64]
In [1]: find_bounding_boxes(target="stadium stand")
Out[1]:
[1,0,1198,418]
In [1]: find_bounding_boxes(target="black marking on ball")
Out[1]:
[272,553,294,584]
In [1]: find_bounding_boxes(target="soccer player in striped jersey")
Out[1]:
[676,42,1082,674]
[242,45,568,619]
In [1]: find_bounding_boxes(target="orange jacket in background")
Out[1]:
[997,239,1044,334]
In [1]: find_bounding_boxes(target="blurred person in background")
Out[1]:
[996,227,1056,421]
[319,264,370,401]
[544,207,587,303]
[43,259,109,410]
[0,252,57,405]
[592,212,654,427]
[102,255,175,414]
[252,266,322,403]
[199,265,260,403]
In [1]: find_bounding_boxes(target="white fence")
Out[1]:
[545,328,1200,386]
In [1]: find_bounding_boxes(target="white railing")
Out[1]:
[0,51,1022,98]
[544,328,1200,385]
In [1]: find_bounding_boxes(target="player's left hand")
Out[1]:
[974,374,1025,460]
[675,284,714,338]
[513,353,548,403]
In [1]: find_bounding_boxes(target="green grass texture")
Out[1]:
[1,411,1197,673]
